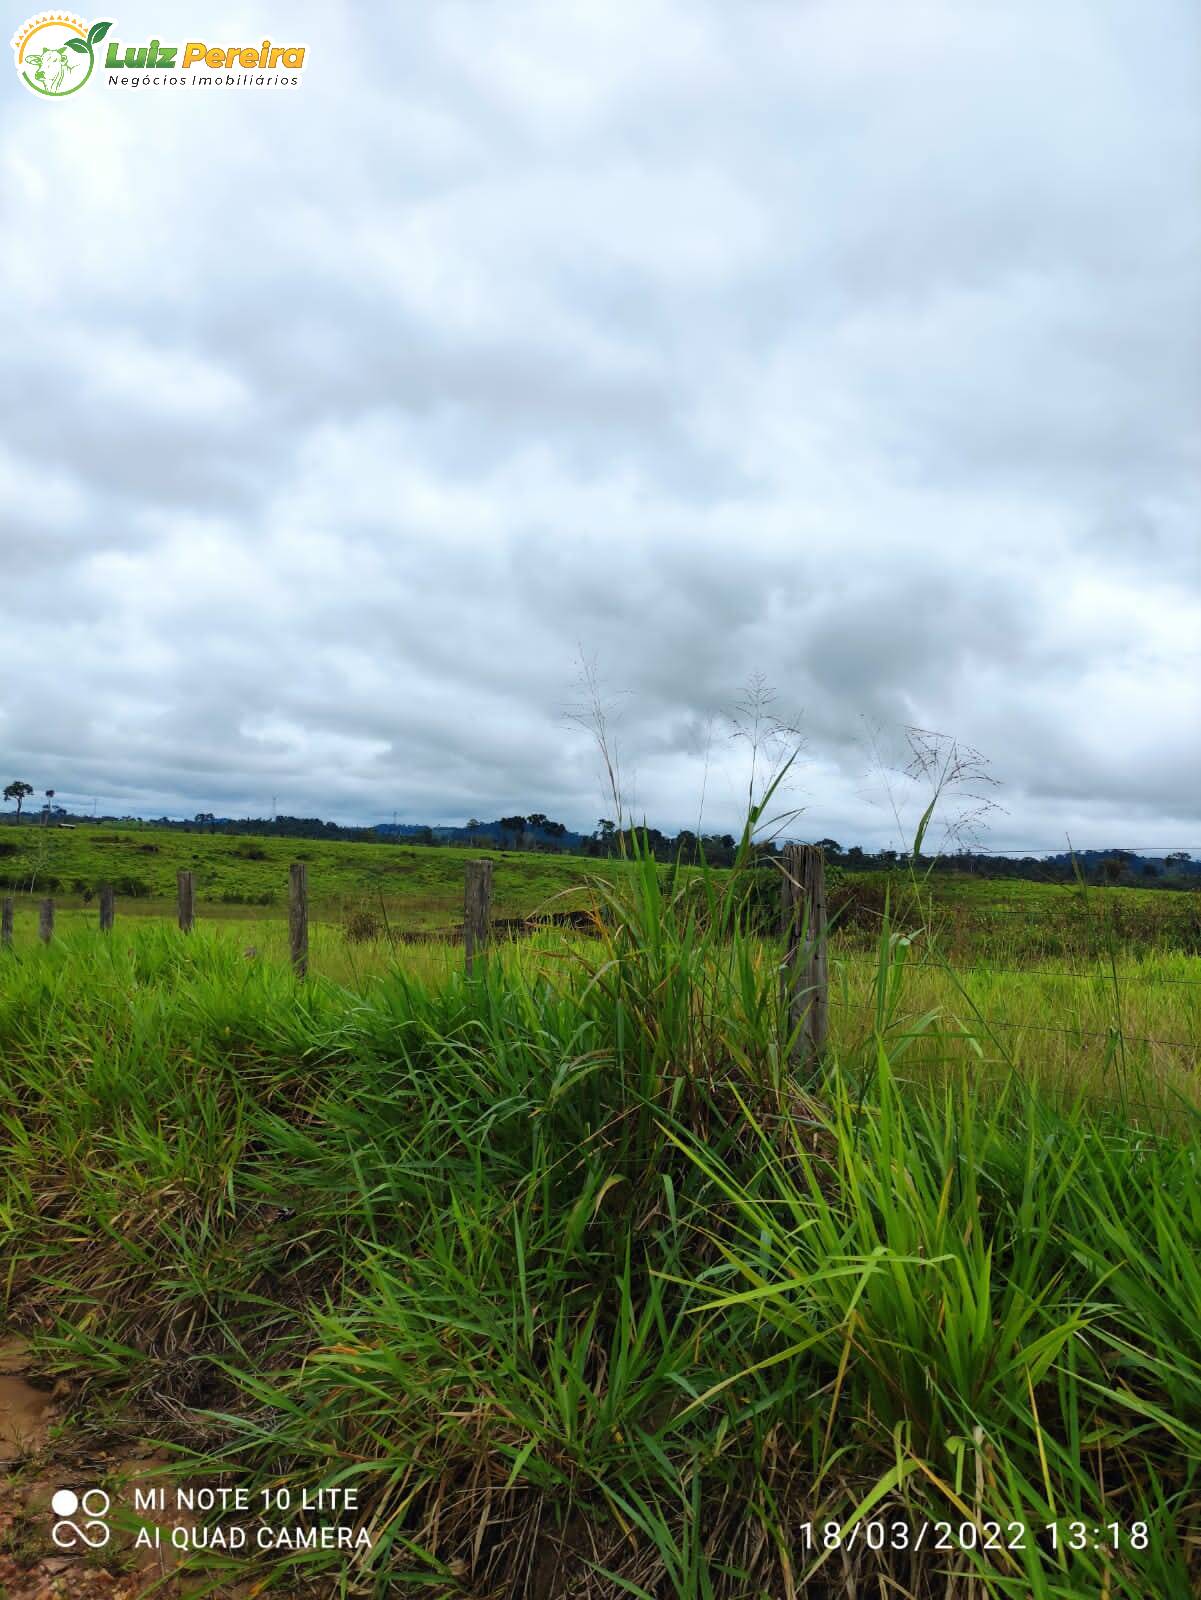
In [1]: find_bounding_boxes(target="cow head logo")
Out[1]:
[12,14,112,96]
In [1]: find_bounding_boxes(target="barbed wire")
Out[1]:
[829,996,1197,1052]
[868,959,1201,987]
[981,1018,1194,1049]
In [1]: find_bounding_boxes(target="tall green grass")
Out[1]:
[0,843,1197,1596]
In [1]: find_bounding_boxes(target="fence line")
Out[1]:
[464,859,493,977]
[0,858,1195,1061]
[177,870,195,933]
[781,843,828,1066]
[980,1018,1195,1050]
[289,863,309,977]
[861,959,1201,987]
[847,903,1198,921]
[828,994,1196,1052]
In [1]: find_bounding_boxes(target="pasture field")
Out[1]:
[0,822,616,928]
[0,843,1199,1598]
[0,819,1198,959]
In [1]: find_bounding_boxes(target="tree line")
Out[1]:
[2,782,1196,888]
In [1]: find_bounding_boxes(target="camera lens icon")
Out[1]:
[51,1487,111,1548]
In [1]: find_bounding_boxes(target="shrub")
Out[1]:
[0,870,61,891]
[111,875,151,897]
[344,908,382,943]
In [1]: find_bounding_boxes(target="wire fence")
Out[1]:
[829,995,1197,1053]
[1,844,1198,1060]
[824,866,1200,1056]
[865,959,1201,987]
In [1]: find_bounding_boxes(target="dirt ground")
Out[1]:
[0,1337,241,1600]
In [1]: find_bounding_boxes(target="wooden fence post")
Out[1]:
[781,844,828,1067]
[289,863,308,978]
[1,897,12,947]
[39,898,54,944]
[99,884,115,932]
[177,870,195,933]
[464,859,493,977]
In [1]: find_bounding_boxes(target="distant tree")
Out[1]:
[195,812,216,832]
[816,838,842,856]
[42,788,56,826]
[498,815,527,848]
[3,780,33,818]
[615,823,668,860]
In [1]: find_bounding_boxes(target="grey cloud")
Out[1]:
[0,0,1197,846]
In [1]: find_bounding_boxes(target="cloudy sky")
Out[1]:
[2,0,1198,851]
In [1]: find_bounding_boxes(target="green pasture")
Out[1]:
[0,835,1199,1596]
[0,821,614,926]
[0,819,1198,961]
